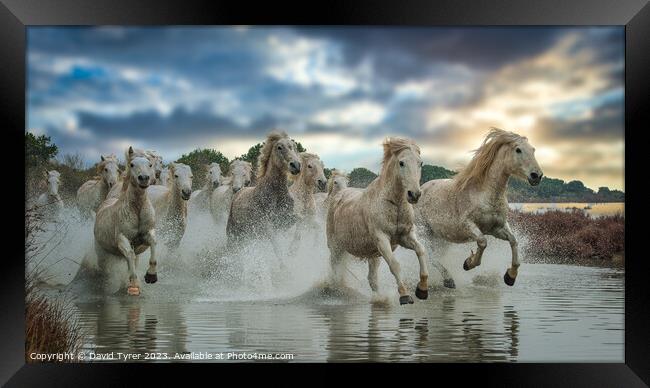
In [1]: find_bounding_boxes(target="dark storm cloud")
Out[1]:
[541,99,624,140]
[298,27,568,80]
[76,107,249,139]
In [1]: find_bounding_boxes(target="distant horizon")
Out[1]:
[27,26,624,190]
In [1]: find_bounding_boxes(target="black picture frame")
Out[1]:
[2,0,649,385]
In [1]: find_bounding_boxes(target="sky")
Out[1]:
[27,26,624,190]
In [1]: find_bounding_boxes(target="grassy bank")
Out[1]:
[25,206,85,362]
[509,210,624,267]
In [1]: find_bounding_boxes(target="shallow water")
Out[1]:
[510,202,624,217]
[59,262,622,363]
[32,205,624,362]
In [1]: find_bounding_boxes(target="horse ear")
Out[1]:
[100,155,105,161]
[128,146,134,156]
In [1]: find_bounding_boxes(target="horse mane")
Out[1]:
[257,130,290,179]
[327,169,348,194]
[453,127,525,191]
[380,137,420,173]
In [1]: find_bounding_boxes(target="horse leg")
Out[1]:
[399,230,429,300]
[463,222,487,271]
[269,232,290,279]
[375,233,412,305]
[143,229,158,284]
[117,234,140,296]
[493,223,520,286]
[367,257,380,295]
[424,240,455,288]
[328,247,347,287]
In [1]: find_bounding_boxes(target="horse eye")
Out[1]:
[149,164,153,168]
[130,163,134,168]
[105,168,108,172]
[399,161,405,167]
[516,148,522,154]
[277,146,282,150]
[308,165,312,169]
[175,175,178,178]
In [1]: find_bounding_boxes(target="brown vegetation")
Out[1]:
[509,209,624,265]
[25,205,84,362]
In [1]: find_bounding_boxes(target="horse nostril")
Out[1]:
[530,172,539,180]
[139,175,149,181]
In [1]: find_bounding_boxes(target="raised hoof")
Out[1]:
[503,271,516,286]
[463,258,471,271]
[443,278,456,289]
[144,272,158,284]
[399,295,414,305]
[415,286,428,300]
[127,286,140,296]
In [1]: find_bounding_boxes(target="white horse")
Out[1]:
[145,150,164,184]
[189,163,222,211]
[227,131,302,258]
[315,169,348,219]
[159,167,170,187]
[76,154,120,218]
[327,137,429,305]
[147,163,193,249]
[94,147,157,296]
[289,152,326,247]
[415,128,543,287]
[33,170,64,219]
[209,159,253,225]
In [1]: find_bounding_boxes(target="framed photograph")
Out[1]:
[3,0,649,385]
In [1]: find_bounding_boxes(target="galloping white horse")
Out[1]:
[147,163,193,249]
[227,130,301,256]
[415,128,543,287]
[94,147,157,296]
[145,150,164,184]
[210,159,252,225]
[76,155,120,218]
[315,169,348,219]
[289,152,326,246]
[327,137,429,305]
[159,167,170,187]
[188,163,222,211]
[34,170,64,218]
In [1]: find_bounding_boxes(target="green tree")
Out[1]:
[176,148,230,189]
[420,164,456,185]
[349,167,378,188]
[25,132,58,169]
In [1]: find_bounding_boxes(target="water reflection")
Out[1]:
[69,264,623,362]
[76,297,189,359]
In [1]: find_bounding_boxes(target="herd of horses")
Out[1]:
[31,127,543,305]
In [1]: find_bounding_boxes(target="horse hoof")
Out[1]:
[415,286,428,300]
[399,295,414,305]
[443,278,456,289]
[503,271,516,286]
[463,258,471,271]
[127,286,140,296]
[144,273,158,284]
